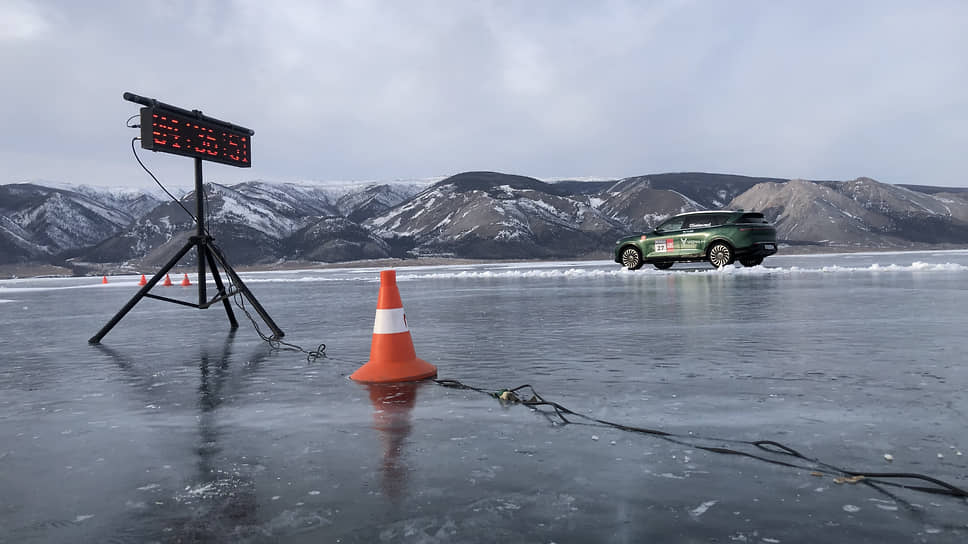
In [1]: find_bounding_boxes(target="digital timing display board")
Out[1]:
[139,107,252,167]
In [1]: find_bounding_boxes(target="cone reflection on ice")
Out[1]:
[366,382,418,500]
[350,270,437,383]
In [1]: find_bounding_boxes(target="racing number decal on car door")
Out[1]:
[654,238,674,253]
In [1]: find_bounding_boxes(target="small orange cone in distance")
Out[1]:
[138,274,147,286]
[350,270,437,383]
[102,276,108,284]
[181,274,191,286]
[163,274,173,287]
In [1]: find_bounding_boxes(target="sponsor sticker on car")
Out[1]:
[682,239,700,249]
[654,239,673,253]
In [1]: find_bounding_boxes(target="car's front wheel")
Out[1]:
[740,257,763,267]
[653,262,674,270]
[707,242,734,268]
[620,247,643,270]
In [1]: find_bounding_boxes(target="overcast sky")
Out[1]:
[2,0,966,189]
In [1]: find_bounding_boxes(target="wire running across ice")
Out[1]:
[434,379,968,502]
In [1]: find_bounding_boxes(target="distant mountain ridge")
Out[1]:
[0,183,162,264]
[366,172,618,259]
[2,172,967,271]
[732,177,968,247]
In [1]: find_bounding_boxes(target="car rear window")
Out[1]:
[738,212,769,224]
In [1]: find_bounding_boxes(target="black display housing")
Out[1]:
[139,106,252,167]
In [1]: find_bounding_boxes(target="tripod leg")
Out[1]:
[205,248,238,329]
[88,239,196,344]
[208,243,285,339]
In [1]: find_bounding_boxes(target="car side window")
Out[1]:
[656,218,684,232]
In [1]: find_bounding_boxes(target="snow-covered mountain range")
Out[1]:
[0,183,162,264]
[2,172,967,270]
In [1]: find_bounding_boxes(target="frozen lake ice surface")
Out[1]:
[1,250,967,542]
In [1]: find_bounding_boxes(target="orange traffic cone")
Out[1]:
[101,276,108,284]
[162,274,173,287]
[138,274,147,286]
[350,270,437,383]
[181,274,191,286]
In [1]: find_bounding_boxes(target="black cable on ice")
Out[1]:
[434,379,968,500]
[210,241,328,363]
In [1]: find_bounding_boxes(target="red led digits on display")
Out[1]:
[141,107,251,167]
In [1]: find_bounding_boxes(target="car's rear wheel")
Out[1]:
[740,257,763,267]
[653,262,674,270]
[620,247,643,270]
[707,242,734,268]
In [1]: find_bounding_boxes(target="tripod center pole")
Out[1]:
[195,157,207,306]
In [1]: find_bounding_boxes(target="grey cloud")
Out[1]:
[1,0,965,188]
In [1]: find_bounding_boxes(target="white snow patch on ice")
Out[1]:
[392,262,968,281]
[6,259,968,293]
[0,283,142,293]
[5,251,968,292]
[689,500,717,517]
[186,483,215,496]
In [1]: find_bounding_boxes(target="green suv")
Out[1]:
[614,210,778,270]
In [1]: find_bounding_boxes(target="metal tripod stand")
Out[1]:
[88,157,284,344]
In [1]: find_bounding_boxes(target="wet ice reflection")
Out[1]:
[365,382,420,501]
[1,252,967,542]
